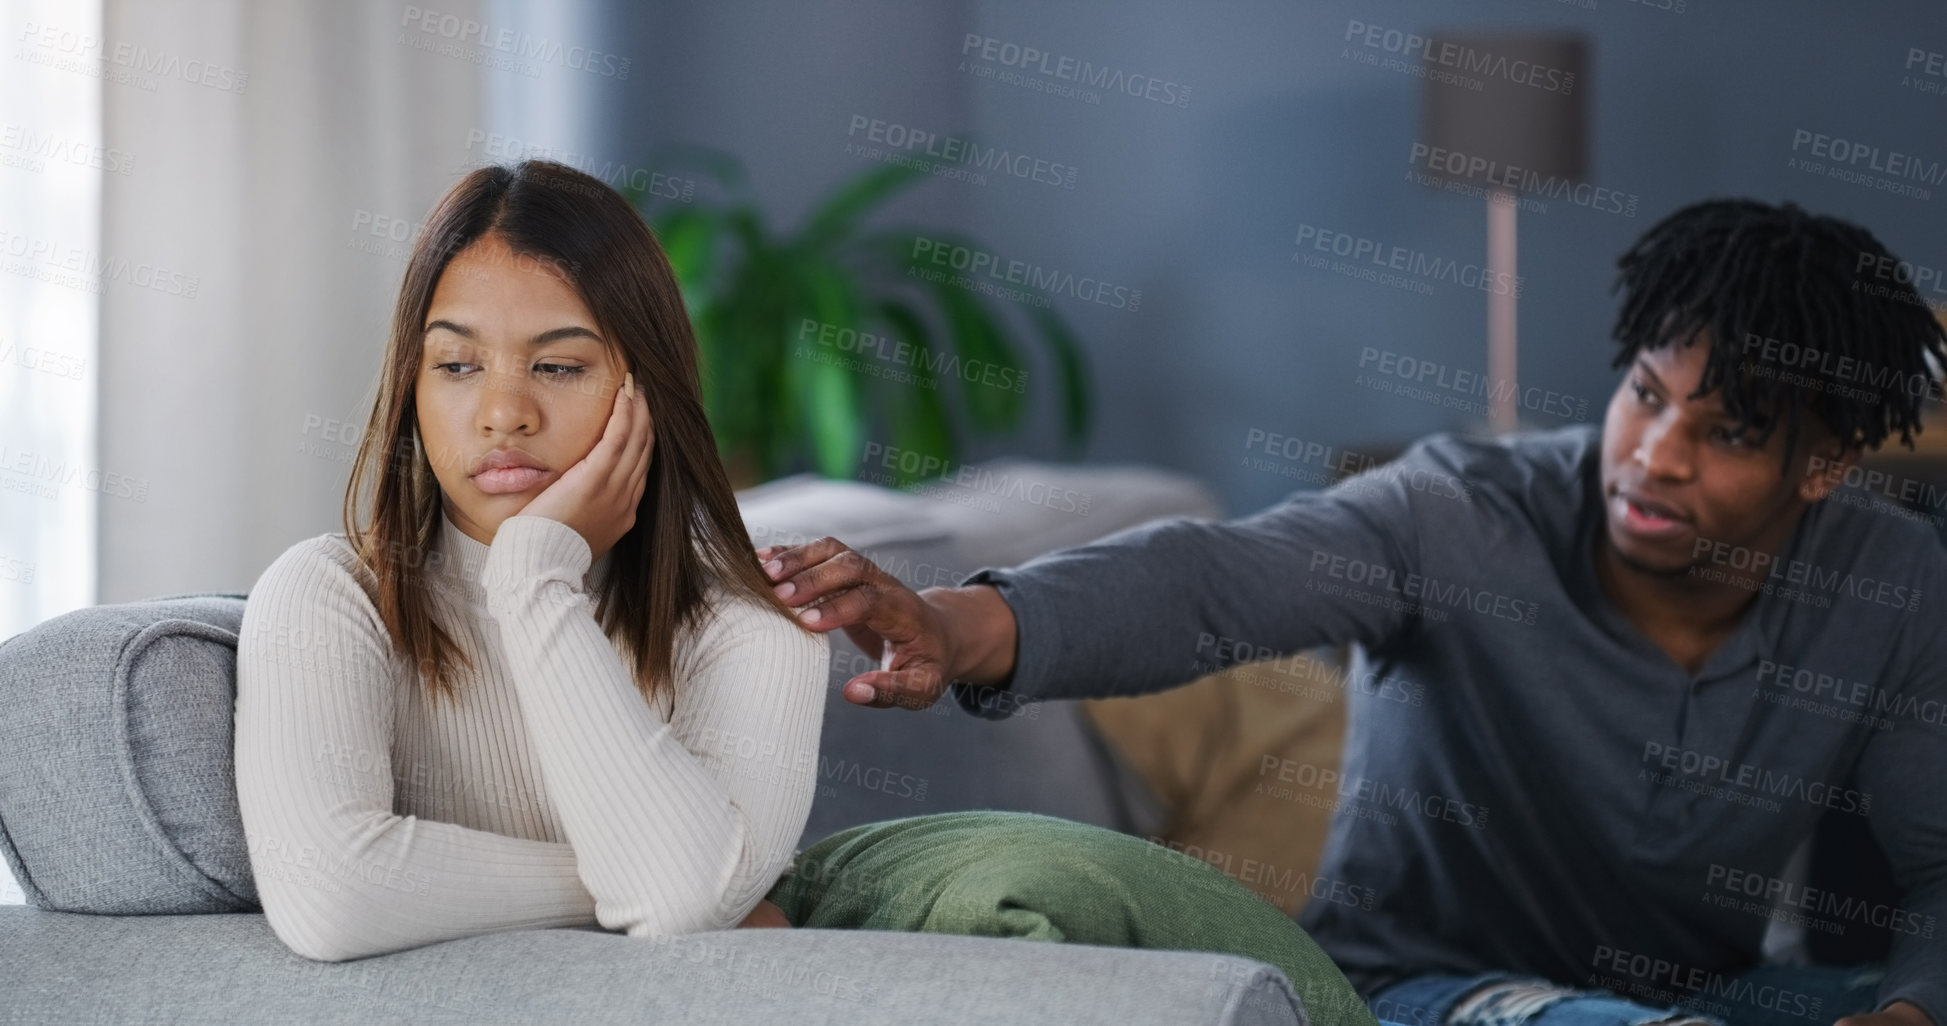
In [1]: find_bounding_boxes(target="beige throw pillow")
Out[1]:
[1081,646,1352,916]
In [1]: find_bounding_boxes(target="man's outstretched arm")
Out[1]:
[757,449,1441,715]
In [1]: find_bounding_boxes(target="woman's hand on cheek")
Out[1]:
[516,371,654,562]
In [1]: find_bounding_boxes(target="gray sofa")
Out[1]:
[0,463,1322,1025]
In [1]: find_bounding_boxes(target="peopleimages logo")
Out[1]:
[1294,222,1523,297]
[458,131,695,202]
[0,340,86,382]
[1641,742,1871,814]
[1257,755,1491,829]
[1306,549,1541,626]
[1407,143,1640,217]
[1854,250,1947,313]
[795,318,1026,394]
[15,20,250,93]
[846,116,1077,189]
[0,554,32,585]
[1791,129,1947,185]
[0,124,136,175]
[1144,837,1377,911]
[1808,455,1947,515]
[959,34,1190,108]
[1740,331,1944,404]
[1357,346,1591,422]
[1753,659,1908,732]
[1194,630,1426,706]
[1343,20,1576,94]
[857,442,1093,516]
[0,227,199,298]
[1588,946,1818,1023]
[907,237,1139,312]
[1242,429,1385,477]
[399,5,632,79]
[1705,863,1936,938]
[1788,129,1943,201]
[1690,537,1922,613]
[1907,47,1947,95]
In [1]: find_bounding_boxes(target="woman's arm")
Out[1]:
[235,539,600,963]
[482,514,829,937]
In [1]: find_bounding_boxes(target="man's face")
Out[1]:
[1598,331,1841,577]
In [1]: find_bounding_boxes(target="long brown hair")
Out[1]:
[342,159,814,707]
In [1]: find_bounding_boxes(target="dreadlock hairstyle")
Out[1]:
[1610,198,1947,472]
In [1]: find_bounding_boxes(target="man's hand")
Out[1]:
[755,537,958,710]
[737,899,792,929]
[1837,1001,1933,1026]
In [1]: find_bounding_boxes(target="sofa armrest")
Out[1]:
[0,906,1306,1026]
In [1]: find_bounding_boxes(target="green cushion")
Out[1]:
[767,810,1378,1026]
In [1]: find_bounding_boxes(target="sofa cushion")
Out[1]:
[0,592,257,913]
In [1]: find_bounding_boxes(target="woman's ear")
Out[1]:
[622,354,639,393]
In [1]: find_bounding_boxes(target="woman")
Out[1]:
[235,159,821,961]
[235,160,1371,1026]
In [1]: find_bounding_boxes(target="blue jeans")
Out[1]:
[1369,964,1885,1026]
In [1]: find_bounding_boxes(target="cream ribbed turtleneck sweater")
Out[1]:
[233,510,829,962]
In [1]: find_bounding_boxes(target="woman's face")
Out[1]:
[415,232,630,546]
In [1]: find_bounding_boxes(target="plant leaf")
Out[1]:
[928,281,1026,432]
[793,261,866,478]
[877,300,958,486]
[652,154,1096,488]
[1026,304,1093,449]
[652,207,721,310]
[795,163,926,253]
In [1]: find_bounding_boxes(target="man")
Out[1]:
[755,199,1947,1026]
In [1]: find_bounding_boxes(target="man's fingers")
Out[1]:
[770,544,880,607]
[759,536,852,584]
[789,582,884,632]
[840,623,887,661]
[842,668,945,711]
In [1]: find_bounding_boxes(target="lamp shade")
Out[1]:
[1419,32,1589,186]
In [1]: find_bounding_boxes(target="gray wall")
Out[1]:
[594,0,1944,516]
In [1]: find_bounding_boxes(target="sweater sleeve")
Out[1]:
[1856,577,1947,1023]
[480,515,830,937]
[234,538,600,963]
[947,439,1449,720]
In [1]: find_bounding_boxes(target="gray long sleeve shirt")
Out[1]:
[949,424,1947,1019]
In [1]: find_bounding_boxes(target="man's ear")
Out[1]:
[1797,436,1859,504]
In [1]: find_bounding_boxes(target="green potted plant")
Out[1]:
[624,148,1092,489]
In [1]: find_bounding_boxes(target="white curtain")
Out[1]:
[0,0,101,657]
[97,0,489,601]
[0,0,105,903]
[0,0,606,906]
